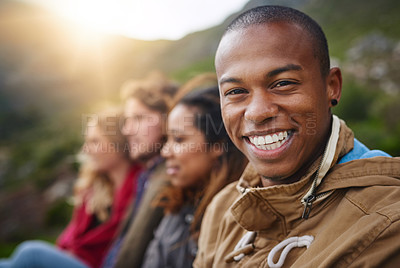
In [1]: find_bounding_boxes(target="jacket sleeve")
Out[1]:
[193,200,219,268]
[193,182,239,268]
[113,168,167,268]
[347,212,400,267]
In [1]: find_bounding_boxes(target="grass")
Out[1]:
[0,232,59,258]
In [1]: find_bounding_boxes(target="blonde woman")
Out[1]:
[0,108,141,268]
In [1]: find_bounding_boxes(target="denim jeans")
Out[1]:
[0,240,88,268]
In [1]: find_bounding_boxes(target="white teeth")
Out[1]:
[272,134,279,142]
[256,143,266,150]
[265,135,273,144]
[249,137,255,144]
[248,131,289,151]
[258,136,265,146]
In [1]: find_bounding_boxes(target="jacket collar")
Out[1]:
[231,117,355,232]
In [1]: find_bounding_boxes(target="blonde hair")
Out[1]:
[73,107,130,222]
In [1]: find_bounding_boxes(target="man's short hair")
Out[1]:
[224,5,330,77]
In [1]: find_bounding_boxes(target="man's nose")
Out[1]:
[244,91,279,124]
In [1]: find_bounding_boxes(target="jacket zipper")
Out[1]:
[301,190,332,219]
[301,147,332,220]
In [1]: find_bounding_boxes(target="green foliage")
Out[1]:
[304,0,400,59]
[0,89,43,144]
[1,118,81,190]
[0,233,59,258]
[333,76,400,156]
[170,57,215,83]
[45,199,73,228]
[0,241,20,258]
[333,78,380,122]
[368,94,400,156]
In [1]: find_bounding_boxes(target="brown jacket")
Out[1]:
[194,121,400,268]
[114,161,168,268]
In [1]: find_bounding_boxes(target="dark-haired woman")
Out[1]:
[141,86,248,268]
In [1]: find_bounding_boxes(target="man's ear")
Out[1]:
[326,67,342,107]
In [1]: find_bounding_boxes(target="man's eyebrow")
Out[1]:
[267,64,303,78]
[219,77,242,85]
[219,64,302,85]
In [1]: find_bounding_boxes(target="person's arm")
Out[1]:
[114,166,167,268]
[140,218,167,268]
[194,182,239,268]
[345,217,400,267]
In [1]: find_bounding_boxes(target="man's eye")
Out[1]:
[225,88,246,96]
[274,80,296,88]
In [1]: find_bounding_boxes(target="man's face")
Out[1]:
[216,22,334,184]
[122,98,164,162]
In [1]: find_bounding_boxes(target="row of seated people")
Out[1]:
[2,5,400,268]
[0,71,248,268]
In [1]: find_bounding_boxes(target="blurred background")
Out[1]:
[0,0,399,256]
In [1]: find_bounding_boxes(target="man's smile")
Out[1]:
[246,130,292,151]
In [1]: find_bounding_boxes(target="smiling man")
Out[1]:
[194,6,400,268]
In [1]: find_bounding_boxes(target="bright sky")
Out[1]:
[22,0,249,40]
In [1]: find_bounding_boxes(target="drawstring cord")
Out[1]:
[267,235,314,268]
[233,231,256,261]
[224,231,256,263]
[226,232,314,267]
